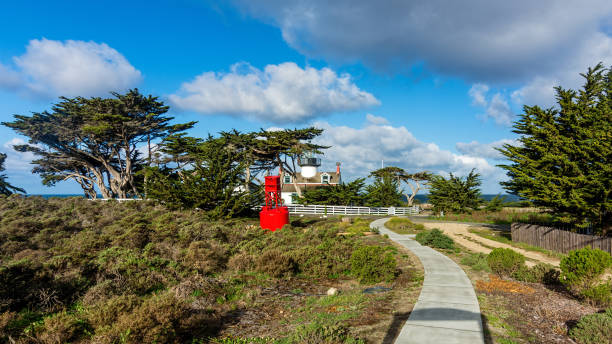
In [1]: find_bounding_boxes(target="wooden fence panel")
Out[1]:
[511,223,612,255]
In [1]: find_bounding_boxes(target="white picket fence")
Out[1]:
[286,204,419,216]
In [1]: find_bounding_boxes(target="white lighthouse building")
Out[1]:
[280,155,342,205]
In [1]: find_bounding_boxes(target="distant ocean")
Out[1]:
[32,193,523,203]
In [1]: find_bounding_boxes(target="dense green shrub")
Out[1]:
[486,248,525,276]
[350,246,396,284]
[288,321,365,344]
[560,247,612,292]
[581,282,612,307]
[569,308,612,344]
[461,253,491,272]
[255,249,297,278]
[415,229,454,250]
[512,263,559,284]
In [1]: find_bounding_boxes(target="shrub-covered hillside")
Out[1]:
[0,196,418,343]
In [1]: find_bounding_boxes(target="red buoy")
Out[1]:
[260,175,289,231]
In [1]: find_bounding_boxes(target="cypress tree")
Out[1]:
[498,64,611,234]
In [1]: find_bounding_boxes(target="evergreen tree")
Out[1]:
[0,153,25,195]
[2,89,194,199]
[369,166,431,205]
[428,169,482,214]
[365,172,404,207]
[498,64,611,234]
[143,134,257,218]
[296,178,366,206]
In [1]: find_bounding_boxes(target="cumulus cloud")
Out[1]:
[456,139,518,160]
[169,62,379,123]
[2,138,36,172]
[233,0,612,85]
[0,39,142,98]
[309,115,505,192]
[468,85,515,126]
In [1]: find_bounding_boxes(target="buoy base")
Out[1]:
[259,206,289,231]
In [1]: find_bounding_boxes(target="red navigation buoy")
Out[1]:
[260,175,289,231]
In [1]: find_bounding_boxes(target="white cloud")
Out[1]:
[234,1,612,85]
[169,62,379,123]
[0,63,21,91]
[365,113,389,125]
[0,39,142,98]
[2,138,36,172]
[456,139,518,160]
[310,115,505,192]
[468,84,489,107]
[469,85,515,126]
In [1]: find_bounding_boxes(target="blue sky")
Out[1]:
[1,0,611,194]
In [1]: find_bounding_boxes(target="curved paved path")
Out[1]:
[371,218,485,344]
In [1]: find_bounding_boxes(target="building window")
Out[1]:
[321,174,330,184]
[283,174,292,184]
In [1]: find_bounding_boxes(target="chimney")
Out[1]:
[336,162,341,175]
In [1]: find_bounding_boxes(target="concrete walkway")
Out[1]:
[371,218,485,344]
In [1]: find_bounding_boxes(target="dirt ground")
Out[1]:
[415,220,560,267]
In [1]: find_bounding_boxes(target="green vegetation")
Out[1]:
[2,89,195,199]
[0,153,24,195]
[0,196,403,343]
[364,170,404,207]
[484,195,506,212]
[415,229,455,250]
[350,246,397,284]
[569,308,612,344]
[498,64,612,234]
[486,248,525,276]
[143,134,258,217]
[296,178,366,206]
[560,247,612,293]
[368,167,431,206]
[428,169,482,214]
[461,253,491,272]
[581,283,612,307]
[385,217,425,234]
[511,263,560,285]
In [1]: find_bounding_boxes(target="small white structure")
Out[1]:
[281,158,342,205]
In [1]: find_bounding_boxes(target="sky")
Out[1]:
[0,0,611,195]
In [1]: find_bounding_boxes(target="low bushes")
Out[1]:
[512,263,559,285]
[486,248,525,276]
[288,322,365,344]
[569,308,612,344]
[560,247,612,293]
[415,229,454,250]
[461,253,491,272]
[580,283,612,307]
[385,218,425,234]
[350,246,396,284]
[0,197,396,343]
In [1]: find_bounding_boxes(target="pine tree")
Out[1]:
[428,169,482,214]
[498,64,611,234]
[365,172,404,207]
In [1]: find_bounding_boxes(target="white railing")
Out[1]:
[286,204,419,216]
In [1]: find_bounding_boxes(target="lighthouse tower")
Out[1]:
[298,152,321,178]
